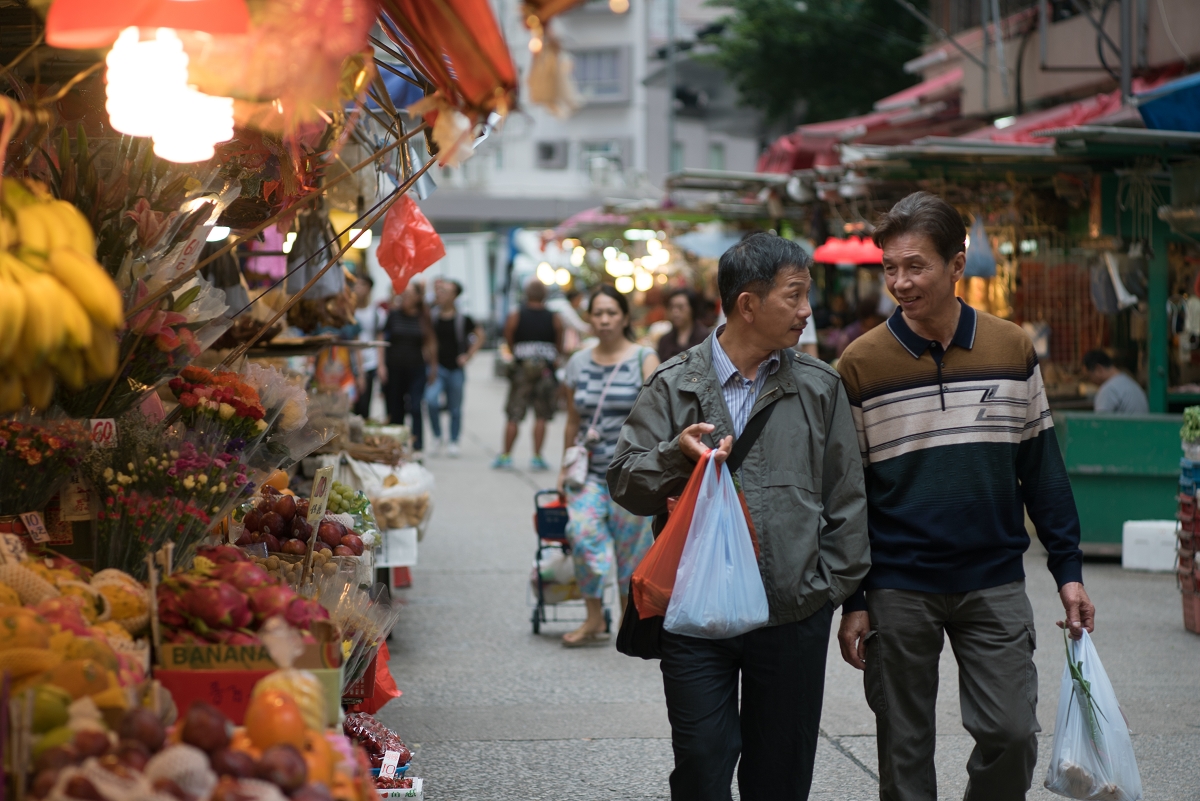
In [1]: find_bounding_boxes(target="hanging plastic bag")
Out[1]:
[1045,630,1142,801]
[630,450,712,619]
[663,456,769,639]
[376,194,446,294]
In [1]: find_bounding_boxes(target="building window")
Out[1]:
[670,141,683,173]
[535,140,569,169]
[707,142,725,171]
[573,49,626,101]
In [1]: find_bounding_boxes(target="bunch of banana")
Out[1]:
[0,178,124,413]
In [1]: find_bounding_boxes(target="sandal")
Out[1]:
[561,628,610,648]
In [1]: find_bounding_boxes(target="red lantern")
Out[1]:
[45,0,249,49]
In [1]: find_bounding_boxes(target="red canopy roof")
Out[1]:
[757,69,972,173]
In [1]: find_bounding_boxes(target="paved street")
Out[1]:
[378,354,1200,800]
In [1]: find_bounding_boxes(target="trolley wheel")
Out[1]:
[603,607,612,633]
[531,608,541,634]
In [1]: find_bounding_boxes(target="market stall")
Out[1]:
[0,0,518,794]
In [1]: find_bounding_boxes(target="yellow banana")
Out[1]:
[84,330,119,381]
[22,366,54,409]
[47,277,93,350]
[3,259,63,374]
[48,201,97,258]
[45,248,124,329]
[1,178,38,215]
[0,271,26,363]
[32,205,70,252]
[0,215,15,251]
[14,205,51,259]
[49,348,85,390]
[0,372,22,413]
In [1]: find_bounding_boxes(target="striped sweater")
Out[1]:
[838,300,1083,611]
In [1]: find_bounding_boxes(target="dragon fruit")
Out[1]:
[157,575,204,627]
[195,545,247,565]
[182,581,253,630]
[284,597,329,631]
[212,561,271,592]
[35,596,91,635]
[248,584,297,623]
[206,630,261,646]
[166,630,206,645]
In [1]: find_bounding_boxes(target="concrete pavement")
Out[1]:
[378,354,1200,800]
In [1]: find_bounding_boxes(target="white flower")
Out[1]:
[127,462,135,472]
[255,419,268,433]
[102,467,114,481]
[218,403,236,420]
[218,482,227,493]
[197,474,208,485]
[183,476,196,490]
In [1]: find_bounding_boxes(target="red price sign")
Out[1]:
[89,418,117,448]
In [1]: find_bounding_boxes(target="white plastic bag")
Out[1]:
[663,456,769,639]
[1045,630,1142,801]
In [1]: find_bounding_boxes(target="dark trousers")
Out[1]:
[659,604,833,801]
[353,369,376,419]
[385,364,426,451]
[865,581,1040,801]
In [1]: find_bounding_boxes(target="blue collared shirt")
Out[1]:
[710,326,782,437]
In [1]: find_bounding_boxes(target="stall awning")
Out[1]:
[1137,71,1200,133]
[757,69,974,173]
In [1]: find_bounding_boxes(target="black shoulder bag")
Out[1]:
[615,398,780,659]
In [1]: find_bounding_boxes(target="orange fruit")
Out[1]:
[43,659,109,699]
[303,730,334,786]
[0,608,50,650]
[244,689,307,750]
[264,470,289,491]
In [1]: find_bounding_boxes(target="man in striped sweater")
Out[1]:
[836,192,1095,801]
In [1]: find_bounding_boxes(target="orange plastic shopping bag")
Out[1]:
[631,450,712,619]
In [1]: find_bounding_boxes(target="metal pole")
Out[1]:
[666,0,677,174]
[981,0,990,112]
[1119,0,1133,102]
[990,0,1010,99]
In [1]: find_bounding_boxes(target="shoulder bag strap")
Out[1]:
[726,397,780,473]
[579,354,627,440]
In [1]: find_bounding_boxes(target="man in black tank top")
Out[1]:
[493,280,563,470]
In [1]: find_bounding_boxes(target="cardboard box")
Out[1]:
[156,667,343,725]
[376,778,422,800]
[1122,520,1178,572]
[158,638,342,671]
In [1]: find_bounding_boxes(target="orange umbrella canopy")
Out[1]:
[377,0,517,120]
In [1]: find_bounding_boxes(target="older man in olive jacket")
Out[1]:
[608,233,870,801]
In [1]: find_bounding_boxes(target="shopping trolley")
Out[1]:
[529,489,613,635]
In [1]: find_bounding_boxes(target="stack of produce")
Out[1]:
[341,713,412,789]
[0,178,123,411]
[29,693,378,801]
[156,545,329,646]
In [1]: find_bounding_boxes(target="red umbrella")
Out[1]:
[812,236,883,265]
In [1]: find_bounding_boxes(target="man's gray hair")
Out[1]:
[717,232,811,312]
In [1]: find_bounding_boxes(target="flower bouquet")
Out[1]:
[85,420,261,576]
[0,417,90,516]
[170,365,269,442]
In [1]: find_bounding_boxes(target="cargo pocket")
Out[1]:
[864,630,888,714]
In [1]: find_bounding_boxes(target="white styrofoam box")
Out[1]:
[377,778,422,799]
[1121,520,1179,572]
[377,527,418,567]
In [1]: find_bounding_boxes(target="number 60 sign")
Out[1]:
[89,418,117,448]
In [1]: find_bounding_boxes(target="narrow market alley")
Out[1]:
[379,358,1200,801]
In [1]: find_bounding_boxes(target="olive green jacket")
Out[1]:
[607,338,870,626]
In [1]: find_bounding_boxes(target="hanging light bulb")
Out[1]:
[105,27,235,164]
[614,275,635,293]
[206,226,230,242]
[555,268,572,286]
[349,229,373,249]
[282,231,297,254]
[536,262,556,285]
[634,269,654,292]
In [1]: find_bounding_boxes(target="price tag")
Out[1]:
[379,751,401,780]
[61,472,94,522]
[307,466,335,524]
[89,418,117,448]
[0,533,26,564]
[19,512,50,543]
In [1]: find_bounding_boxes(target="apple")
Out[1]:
[339,534,364,556]
[242,509,262,533]
[262,534,281,553]
[282,539,308,555]
[333,545,354,556]
[261,512,285,538]
[274,495,296,522]
[317,520,343,549]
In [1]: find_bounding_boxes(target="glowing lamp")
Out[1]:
[349,229,373,249]
[634,270,654,292]
[536,262,556,285]
[555,268,571,286]
[614,275,634,294]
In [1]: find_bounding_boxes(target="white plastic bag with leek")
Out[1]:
[1044,630,1142,801]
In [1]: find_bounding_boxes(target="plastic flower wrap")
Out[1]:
[315,572,402,692]
[170,366,271,442]
[239,363,313,468]
[0,417,90,516]
[56,280,232,419]
[84,420,261,577]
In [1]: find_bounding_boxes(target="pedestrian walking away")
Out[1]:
[495,279,563,471]
[382,283,437,453]
[609,233,870,801]
[557,285,659,647]
[835,191,1096,801]
[426,278,484,456]
[353,273,386,420]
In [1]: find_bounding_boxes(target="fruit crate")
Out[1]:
[1182,475,1197,496]
[1183,589,1200,634]
[1179,493,1196,521]
[1179,569,1196,594]
[1182,457,1200,484]
[342,649,378,704]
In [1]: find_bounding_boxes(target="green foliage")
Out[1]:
[706,0,929,125]
[1182,406,1200,443]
